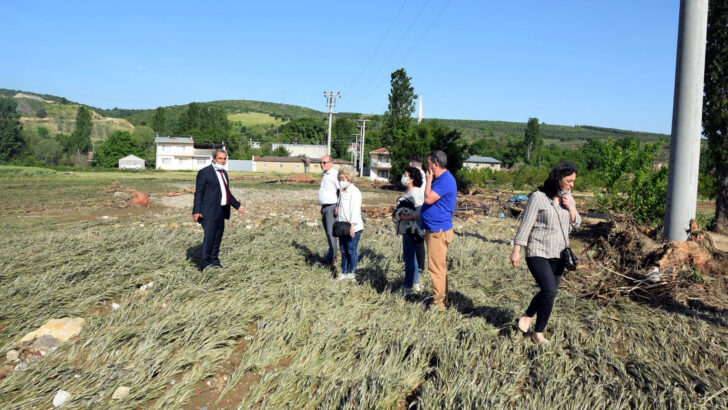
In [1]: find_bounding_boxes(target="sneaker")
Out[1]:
[337,273,356,280]
[412,283,422,293]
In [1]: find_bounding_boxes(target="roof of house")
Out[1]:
[119,155,145,162]
[369,147,389,154]
[154,136,193,144]
[464,156,502,164]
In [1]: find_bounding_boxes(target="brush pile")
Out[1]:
[571,217,728,309]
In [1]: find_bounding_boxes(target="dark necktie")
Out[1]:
[218,170,230,205]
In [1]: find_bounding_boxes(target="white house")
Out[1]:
[369,147,391,182]
[155,136,226,170]
[118,155,145,170]
[463,156,502,171]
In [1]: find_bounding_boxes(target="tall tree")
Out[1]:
[523,117,542,164]
[0,97,26,162]
[94,130,142,167]
[332,117,356,159]
[68,105,92,154]
[152,106,166,135]
[382,68,416,148]
[176,103,230,145]
[704,0,728,233]
[278,117,326,144]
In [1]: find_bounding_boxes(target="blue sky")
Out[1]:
[1,1,679,133]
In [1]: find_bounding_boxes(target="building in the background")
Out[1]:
[118,154,145,170]
[154,136,225,170]
[463,156,502,171]
[255,156,351,174]
[369,148,391,182]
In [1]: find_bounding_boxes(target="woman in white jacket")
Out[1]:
[335,166,364,280]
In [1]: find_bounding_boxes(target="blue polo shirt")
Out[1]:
[420,170,457,232]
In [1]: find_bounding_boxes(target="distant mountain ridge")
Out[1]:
[1,88,669,144]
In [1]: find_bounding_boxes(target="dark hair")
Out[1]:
[539,162,577,198]
[404,166,423,188]
[428,150,448,169]
[409,153,422,164]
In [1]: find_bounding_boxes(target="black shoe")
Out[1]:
[212,263,226,269]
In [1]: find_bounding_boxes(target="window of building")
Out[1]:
[378,170,389,178]
[197,158,207,165]
[162,158,171,164]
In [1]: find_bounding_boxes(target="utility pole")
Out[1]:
[324,91,341,155]
[665,0,709,241]
[352,133,360,169]
[358,119,370,177]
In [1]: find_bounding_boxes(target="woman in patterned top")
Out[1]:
[510,162,581,344]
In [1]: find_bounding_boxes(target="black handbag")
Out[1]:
[332,192,352,237]
[333,221,352,237]
[560,247,578,271]
[553,201,578,271]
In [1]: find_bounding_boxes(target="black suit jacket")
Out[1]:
[193,165,241,221]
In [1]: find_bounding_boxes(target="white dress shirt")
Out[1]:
[214,168,228,206]
[318,168,339,205]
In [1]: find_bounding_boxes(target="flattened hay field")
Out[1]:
[1,169,727,409]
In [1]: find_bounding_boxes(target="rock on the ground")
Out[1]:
[20,318,86,343]
[30,334,60,354]
[6,349,19,361]
[112,386,130,400]
[53,390,71,407]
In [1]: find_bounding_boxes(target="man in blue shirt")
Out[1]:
[420,150,457,309]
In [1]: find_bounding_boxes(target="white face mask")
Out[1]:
[339,181,350,189]
[400,176,410,186]
[212,161,225,171]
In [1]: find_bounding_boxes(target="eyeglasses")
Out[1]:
[319,161,329,165]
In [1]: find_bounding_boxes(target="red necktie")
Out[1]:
[218,170,230,205]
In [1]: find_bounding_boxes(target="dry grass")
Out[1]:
[1,172,727,409]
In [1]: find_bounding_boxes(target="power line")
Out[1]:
[357,0,452,109]
[342,0,409,99]
[349,0,432,103]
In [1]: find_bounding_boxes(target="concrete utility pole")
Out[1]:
[351,133,360,169]
[324,91,341,155]
[358,119,370,177]
[665,0,709,241]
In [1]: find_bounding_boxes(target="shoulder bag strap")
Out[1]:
[550,199,569,247]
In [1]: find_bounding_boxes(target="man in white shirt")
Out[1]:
[318,155,339,264]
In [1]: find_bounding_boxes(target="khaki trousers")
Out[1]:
[425,228,453,307]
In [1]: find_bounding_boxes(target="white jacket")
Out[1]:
[336,184,364,232]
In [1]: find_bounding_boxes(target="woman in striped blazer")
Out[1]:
[510,162,581,344]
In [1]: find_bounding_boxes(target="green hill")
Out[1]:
[435,118,668,146]
[1,88,668,145]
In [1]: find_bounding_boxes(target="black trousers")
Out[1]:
[201,216,225,269]
[525,257,565,333]
[414,237,426,273]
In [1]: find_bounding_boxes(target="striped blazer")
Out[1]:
[513,190,581,259]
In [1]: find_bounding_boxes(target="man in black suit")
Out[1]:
[192,150,243,270]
